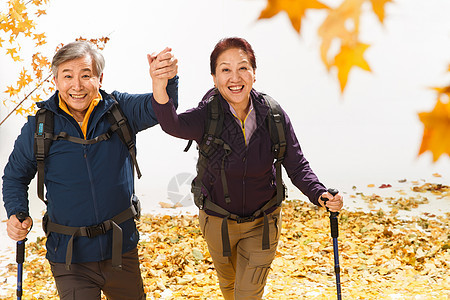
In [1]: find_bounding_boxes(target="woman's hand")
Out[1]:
[318,191,343,212]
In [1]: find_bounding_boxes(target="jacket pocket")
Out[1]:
[46,234,61,256]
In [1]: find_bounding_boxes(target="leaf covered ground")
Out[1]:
[0,182,449,299]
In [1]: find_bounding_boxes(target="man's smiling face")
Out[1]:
[54,55,102,119]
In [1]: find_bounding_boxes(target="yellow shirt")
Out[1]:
[58,93,102,139]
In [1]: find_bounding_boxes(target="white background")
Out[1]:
[1,0,450,218]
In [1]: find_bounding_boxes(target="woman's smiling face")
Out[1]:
[212,48,255,108]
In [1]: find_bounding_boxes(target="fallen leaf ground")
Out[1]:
[1,182,449,299]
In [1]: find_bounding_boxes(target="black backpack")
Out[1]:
[187,91,287,257]
[34,96,141,204]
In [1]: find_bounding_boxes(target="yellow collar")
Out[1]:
[58,92,102,138]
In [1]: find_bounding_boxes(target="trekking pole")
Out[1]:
[321,188,342,300]
[16,211,29,300]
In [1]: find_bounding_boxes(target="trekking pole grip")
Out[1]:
[321,188,339,238]
[16,212,28,223]
[16,212,28,265]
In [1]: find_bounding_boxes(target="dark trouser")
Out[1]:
[49,247,145,300]
[199,207,282,300]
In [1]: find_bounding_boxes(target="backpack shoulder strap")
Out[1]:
[183,92,222,152]
[262,93,287,205]
[34,108,53,204]
[205,93,223,137]
[264,94,286,161]
[33,97,142,204]
[191,92,232,208]
[105,97,142,179]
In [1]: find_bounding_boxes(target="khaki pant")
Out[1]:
[199,207,282,300]
[49,247,145,300]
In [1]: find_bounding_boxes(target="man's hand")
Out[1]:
[148,47,178,104]
[7,214,32,241]
[318,192,343,212]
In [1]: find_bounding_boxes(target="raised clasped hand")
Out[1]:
[147,47,178,84]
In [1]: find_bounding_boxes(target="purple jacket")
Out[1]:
[152,89,326,217]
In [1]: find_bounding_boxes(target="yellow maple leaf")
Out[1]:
[6,47,18,57]
[318,0,364,69]
[32,52,50,69]
[33,32,46,41]
[36,9,46,17]
[332,42,371,92]
[17,69,30,88]
[35,68,43,79]
[13,54,22,61]
[9,8,23,23]
[15,107,25,115]
[31,94,42,102]
[258,0,329,33]
[26,74,33,84]
[17,16,35,32]
[431,86,450,102]
[11,0,27,15]
[35,39,46,47]
[418,100,450,161]
[5,85,19,97]
[0,12,7,23]
[369,0,393,23]
[0,37,4,47]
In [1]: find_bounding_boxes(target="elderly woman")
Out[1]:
[149,38,343,299]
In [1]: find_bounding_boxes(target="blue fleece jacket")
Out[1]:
[2,76,178,263]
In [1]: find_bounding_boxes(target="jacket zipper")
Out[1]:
[59,105,106,259]
[242,148,248,216]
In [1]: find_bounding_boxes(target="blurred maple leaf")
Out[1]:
[431,86,450,102]
[370,0,394,23]
[418,100,450,161]
[332,42,371,92]
[317,0,364,69]
[256,0,393,94]
[258,0,329,33]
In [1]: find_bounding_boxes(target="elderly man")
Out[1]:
[2,40,178,299]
